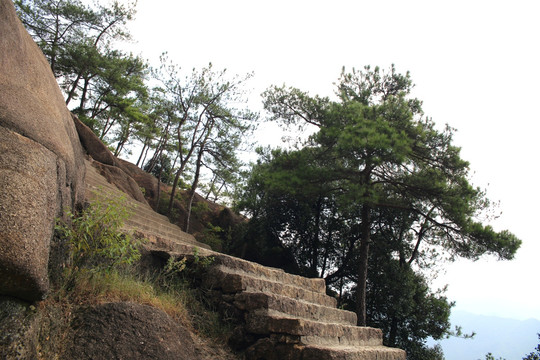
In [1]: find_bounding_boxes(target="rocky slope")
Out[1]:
[0,0,405,358]
[82,151,405,359]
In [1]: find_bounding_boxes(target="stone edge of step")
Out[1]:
[234,291,357,326]
[245,311,383,347]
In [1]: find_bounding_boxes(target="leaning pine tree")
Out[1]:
[257,65,521,327]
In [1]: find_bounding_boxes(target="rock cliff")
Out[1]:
[0,1,208,358]
[0,0,85,302]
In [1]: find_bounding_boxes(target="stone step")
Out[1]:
[150,244,217,261]
[246,311,382,348]
[84,161,210,250]
[85,180,191,237]
[204,266,337,308]
[86,184,170,224]
[301,345,406,360]
[115,206,211,249]
[84,160,407,358]
[86,189,198,244]
[211,255,326,294]
[85,168,115,185]
[124,212,187,237]
[85,166,126,192]
[122,223,207,249]
[121,210,211,249]
[86,170,178,230]
[234,292,357,326]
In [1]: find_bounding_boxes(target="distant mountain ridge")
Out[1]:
[431,311,540,360]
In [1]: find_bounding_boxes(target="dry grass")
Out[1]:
[49,267,233,338]
[62,270,192,328]
[36,268,236,359]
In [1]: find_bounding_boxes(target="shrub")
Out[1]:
[55,192,142,285]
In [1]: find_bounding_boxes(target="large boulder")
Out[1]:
[73,114,150,205]
[117,157,160,207]
[0,0,85,301]
[0,128,59,300]
[64,302,199,360]
[72,113,118,167]
[0,296,41,359]
[91,160,149,204]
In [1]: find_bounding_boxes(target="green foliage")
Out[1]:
[153,256,187,290]
[156,191,180,222]
[15,0,149,157]
[150,56,258,218]
[16,0,254,210]
[191,247,215,271]
[15,0,137,90]
[155,248,215,284]
[365,238,453,359]
[55,192,142,281]
[256,63,520,268]
[238,64,521,351]
[192,201,210,218]
[483,353,506,360]
[46,196,229,357]
[144,154,175,185]
[200,223,224,251]
[523,334,540,360]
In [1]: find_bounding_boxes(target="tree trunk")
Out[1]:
[185,189,196,233]
[136,140,149,167]
[310,197,322,277]
[65,73,82,106]
[100,117,111,140]
[79,77,90,112]
[148,117,174,173]
[114,135,125,156]
[185,148,203,233]
[356,204,371,326]
[155,154,163,212]
[204,175,217,200]
[146,140,164,173]
[114,124,131,157]
[167,166,183,215]
[388,316,398,346]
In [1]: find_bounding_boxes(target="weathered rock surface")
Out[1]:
[72,113,118,167]
[0,0,85,301]
[64,302,199,360]
[117,157,161,206]
[74,114,157,206]
[0,128,58,300]
[85,160,208,249]
[0,296,40,360]
[90,160,148,204]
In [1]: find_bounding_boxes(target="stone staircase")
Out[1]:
[84,159,406,360]
[84,159,210,250]
[202,255,406,360]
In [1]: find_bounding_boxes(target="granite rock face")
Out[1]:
[0,296,41,359]
[0,128,58,300]
[64,302,199,360]
[0,0,85,301]
[73,113,150,204]
[72,113,118,167]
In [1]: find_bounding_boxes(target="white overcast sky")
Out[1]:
[120,0,540,320]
